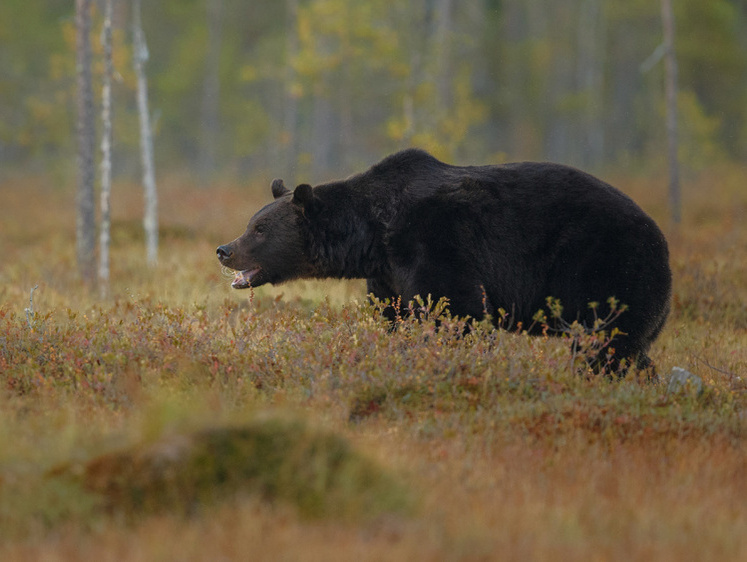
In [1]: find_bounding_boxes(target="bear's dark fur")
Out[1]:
[217,149,672,373]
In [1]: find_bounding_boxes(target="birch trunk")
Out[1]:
[661,0,681,225]
[76,0,96,286]
[133,0,158,264]
[99,0,114,296]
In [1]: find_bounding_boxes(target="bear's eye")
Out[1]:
[254,224,266,235]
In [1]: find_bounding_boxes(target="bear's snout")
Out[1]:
[216,245,233,261]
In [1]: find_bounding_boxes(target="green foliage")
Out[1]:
[4,1,747,179]
[674,90,727,171]
[675,0,747,157]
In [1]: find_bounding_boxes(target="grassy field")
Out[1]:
[0,169,745,561]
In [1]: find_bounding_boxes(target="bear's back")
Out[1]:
[364,150,639,215]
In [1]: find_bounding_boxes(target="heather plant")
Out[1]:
[537,296,634,375]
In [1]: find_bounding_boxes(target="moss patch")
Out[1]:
[59,416,409,521]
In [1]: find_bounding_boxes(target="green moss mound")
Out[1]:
[75,417,409,520]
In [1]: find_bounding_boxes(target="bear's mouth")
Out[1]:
[231,268,261,289]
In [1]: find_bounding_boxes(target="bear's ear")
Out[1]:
[292,183,315,207]
[271,178,289,199]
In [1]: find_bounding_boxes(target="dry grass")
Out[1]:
[0,169,745,560]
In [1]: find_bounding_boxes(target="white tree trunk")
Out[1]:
[99,0,114,296]
[133,0,158,264]
[661,0,681,224]
[76,0,96,286]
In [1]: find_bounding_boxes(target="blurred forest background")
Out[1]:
[2,0,747,187]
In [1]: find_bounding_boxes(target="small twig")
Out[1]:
[694,354,739,380]
[24,285,39,331]
[640,42,666,73]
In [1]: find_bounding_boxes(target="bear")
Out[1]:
[217,148,672,374]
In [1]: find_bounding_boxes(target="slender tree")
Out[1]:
[75,0,96,286]
[132,0,158,265]
[661,0,681,224]
[99,0,115,296]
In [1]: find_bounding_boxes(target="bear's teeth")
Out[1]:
[231,268,260,289]
[231,271,247,288]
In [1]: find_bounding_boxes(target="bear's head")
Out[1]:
[216,179,317,289]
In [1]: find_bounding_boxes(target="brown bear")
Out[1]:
[217,149,672,374]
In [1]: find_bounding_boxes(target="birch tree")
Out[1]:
[75,0,96,286]
[99,0,114,295]
[133,0,159,265]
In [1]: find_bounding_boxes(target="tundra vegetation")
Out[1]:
[0,170,745,560]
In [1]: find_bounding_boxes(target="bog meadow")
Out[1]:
[1,169,745,560]
[2,1,747,560]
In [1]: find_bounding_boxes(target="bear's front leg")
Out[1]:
[366,277,400,324]
[399,275,489,325]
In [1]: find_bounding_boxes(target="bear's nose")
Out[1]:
[216,245,233,260]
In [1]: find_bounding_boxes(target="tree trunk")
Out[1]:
[198,0,224,183]
[75,0,96,286]
[661,0,681,224]
[99,0,114,296]
[133,0,158,265]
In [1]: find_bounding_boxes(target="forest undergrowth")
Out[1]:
[0,169,745,561]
